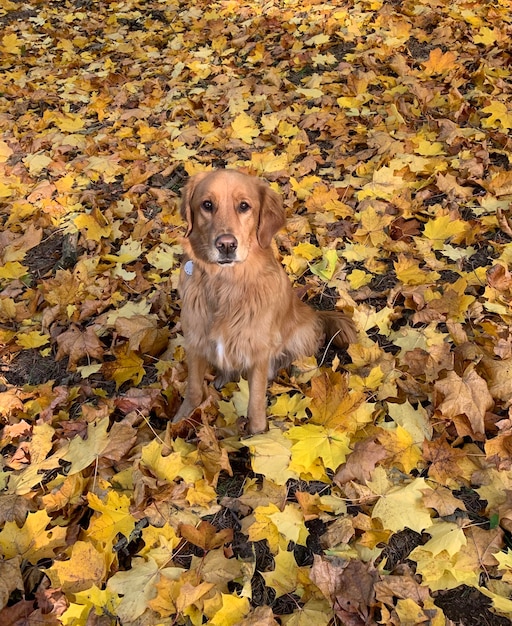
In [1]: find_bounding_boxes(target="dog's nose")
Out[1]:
[215,234,238,257]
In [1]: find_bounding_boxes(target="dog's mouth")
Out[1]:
[217,258,237,266]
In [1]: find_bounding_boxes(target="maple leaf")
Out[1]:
[85,488,137,552]
[0,509,67,562]
[207,593,251,626]
[246,428,298,486]
[422,48,457,74]
[307,369,366,432]
[55,324,104,371]
[179,520,233,551]
[370,473,434,533]
[101,345,146,389]
[0,556,23,610]
[231,112,259,144]
[115,314,169,355]
[334,438,387,485]
[434,367,494,435]
[47,541,108,593]
[261,548,298,598]
[286,423,351,478]
[61,417,110,475]
[107,557,160,623]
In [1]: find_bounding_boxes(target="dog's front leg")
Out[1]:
[247,359,270,434]
[173,350,208,422]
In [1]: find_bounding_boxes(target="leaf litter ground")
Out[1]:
[1,0,512,624]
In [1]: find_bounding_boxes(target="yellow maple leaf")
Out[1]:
[308,369,367,432]
[0,261,28,280]
[208,593,251,626]
[261,548,298,597]
[85,155,124,183]
[357,166,406,201]
[310,248,339,281]
[16,330,50,349]
[186,478,218,507]
[286,424,351,474]
[250,150,288,174]
[246,428,298,486]
[268,503,309,547]
[2,33,22,54]
[377,424,423,473]
[55,113,85,132]
[482,101,512,130]
[86,489,137,551]
[73,585,121,622]
[62,417,110,475]
[371,476,433,533]
[422,48,457,74]
[423,214,468,248]
[349,364,384,391]
[140,523,181,563]
[102,346,145,389]
[47,541,108,593]
[420,521,467,558]
[146,242,180,271]
[74,212,112,242]
[0,509,67,562]
[387,400,433,442]
[473,26,498,45]
[347,268,372,289]
[231,112,259,144]
[23,153,53,176]
[140,439,202,484]
[409,545,478,591]
[246,502,282,552]
[270,393,312,420]
[394,255,441,285]
[107,557,160,623]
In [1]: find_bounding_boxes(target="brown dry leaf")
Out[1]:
[480,357,512,405]
[434,367,494,435]
[115,314,170,355]
[55,324,104,370]
[0,494,34,526]
[422,437,468,486]
[239,606,279,626]
[311,556,379,624]
[179,520,233,551]
[197,424,232,486]
[100,421,138,463]
[421,486,466,517]
[0,556,23,609]
[487,264,512,292]
[374,572,430,608]
[334,438,387,485]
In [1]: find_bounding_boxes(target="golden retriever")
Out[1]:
[173,169,356,434]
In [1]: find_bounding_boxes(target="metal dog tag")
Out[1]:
[184,260,194,276]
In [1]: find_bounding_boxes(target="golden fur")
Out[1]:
[174,169,356,434]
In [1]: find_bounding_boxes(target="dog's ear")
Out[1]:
[180,171,209,237]
[257,183,286,248]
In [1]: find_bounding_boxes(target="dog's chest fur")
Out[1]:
[179,259,284,373]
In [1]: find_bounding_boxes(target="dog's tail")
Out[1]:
[318,310,357,348]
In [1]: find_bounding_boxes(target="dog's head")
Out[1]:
[180,169,285,265]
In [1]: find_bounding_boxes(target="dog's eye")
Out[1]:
[201,200,214,212]
[238,201,251,213]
